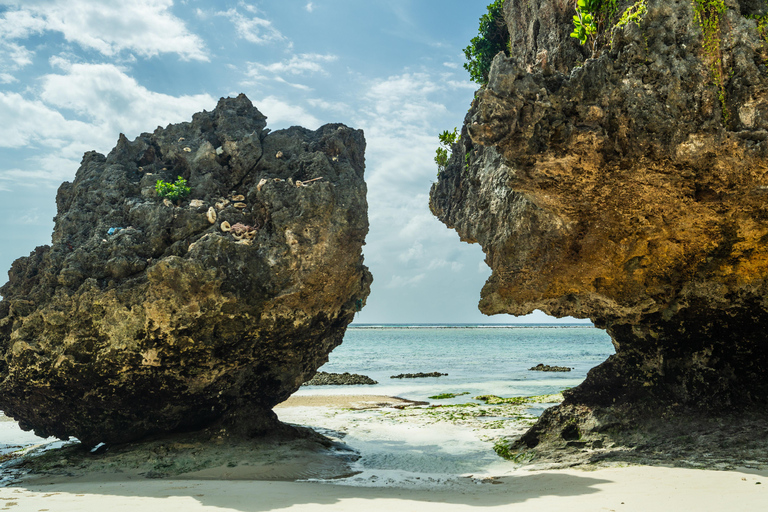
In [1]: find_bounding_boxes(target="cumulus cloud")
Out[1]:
[398,241,425,263]
[305,2,314,13]
[246,53,337,82]
[0,92,97,149]
[40,61,214,137]
[306,98,349,114]
[0,40,34,81]
[251,96,320,130]
[385,274,426,289]
[447,80,478,90]
[0,0,208,61]
[217,4,285,44]
[0,7,47,39]
[0,62,214,187]
[361,73,446,135]
[347,68,487,312]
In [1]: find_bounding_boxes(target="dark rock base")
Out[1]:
[507,402,768,470]
[529,364,572,372]
[303,372,377,386]
[390,372,447,379]
[4,420,360,482]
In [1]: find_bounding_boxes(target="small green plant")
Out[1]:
[463,0,509,85]
[155,176,191,203]
[615,0,648,30]
[745,12,768,68]
[693,0,729,123]
[435,128,458,176]
[570,0,632,54]
[571,0,600,46]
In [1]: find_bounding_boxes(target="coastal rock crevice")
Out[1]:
[430,0,768,449]
[0,94,372,446]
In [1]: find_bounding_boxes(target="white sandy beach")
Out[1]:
[1,465,765,511]
[0,395,766,511]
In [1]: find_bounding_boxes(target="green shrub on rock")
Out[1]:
[155,176,191,203]
[463,0,509,85]
[435,128,458,177]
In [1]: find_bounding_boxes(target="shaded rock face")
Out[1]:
[430,0,768,441]
[0,94,371,446]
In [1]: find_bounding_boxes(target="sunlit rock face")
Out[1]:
[0,94,372,447]
[431,0,768,445]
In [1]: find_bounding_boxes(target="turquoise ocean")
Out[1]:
[299,324,615,405]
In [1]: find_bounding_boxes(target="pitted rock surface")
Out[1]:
[431,0,768,448]
[302,371,377,386]
[0,94,371,446]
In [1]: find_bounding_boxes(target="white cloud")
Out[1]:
[398,241,424,263]
[0,92,97,149]
[247,53,337,80]
[305,2,314,13]
[385,273,426,289]
[251,96,320,130]
[217,4,285,44]
[39,61,215,140]
[274,77,313,91]
[447,80,477,90]
[0,40,34,81]
[0,8,47,39]
[0,0,208,61]
[361,73,446,135]
[244,53,338,92]
[307,98,349,113]
[0,63,215,187]
[443,61,459,69]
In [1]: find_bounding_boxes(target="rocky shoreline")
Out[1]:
[529,364,571,372]
[390,372,448,379]
[303,372,378,386]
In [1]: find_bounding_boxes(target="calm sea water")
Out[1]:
[300,324,615,404]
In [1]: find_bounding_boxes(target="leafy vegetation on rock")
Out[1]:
[463,0,509,85]
[434,128,457,177]
[155,176,191,203]
[693,0,729,123]
[571,0,647,53]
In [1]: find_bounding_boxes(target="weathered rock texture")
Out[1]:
[431,0,768,448]
[302,371,377,386]
[0,94,371,446]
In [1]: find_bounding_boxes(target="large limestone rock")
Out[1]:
[431,0,768,448]
[0,94,371,447]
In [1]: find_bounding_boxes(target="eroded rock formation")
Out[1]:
[303,371,378,385]
[431,0,768,448]
[0,94,371,446]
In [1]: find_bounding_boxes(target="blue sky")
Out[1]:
[0,0,587,324]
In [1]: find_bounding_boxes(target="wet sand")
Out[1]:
[1,395,766,511]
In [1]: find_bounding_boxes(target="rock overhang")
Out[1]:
[0,94,372,446]
[430,0,768,422]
